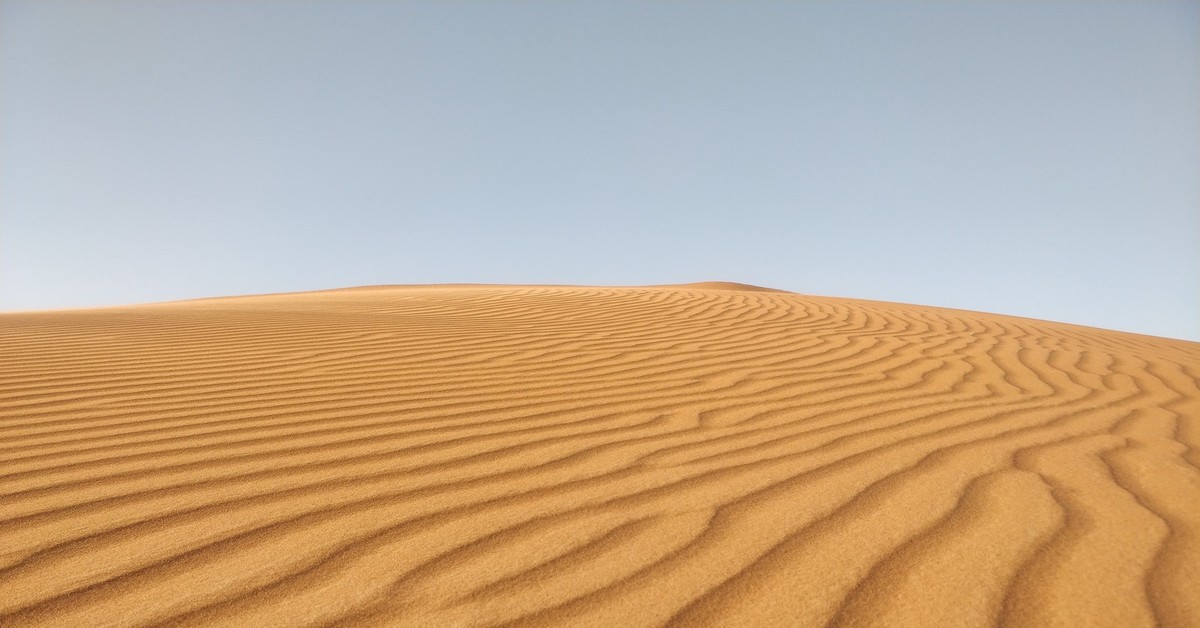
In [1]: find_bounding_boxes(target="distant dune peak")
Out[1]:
[328,281,789,292]
[657,281,789,292]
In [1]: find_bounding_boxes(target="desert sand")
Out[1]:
[1,283,1197,627]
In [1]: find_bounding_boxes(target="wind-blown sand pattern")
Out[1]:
[1,284,1198,627]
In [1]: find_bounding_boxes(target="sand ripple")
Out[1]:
[1,285,1198,626]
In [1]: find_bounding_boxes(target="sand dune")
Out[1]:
[1,284,1197,627]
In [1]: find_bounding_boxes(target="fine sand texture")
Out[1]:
[1,284,1198,627]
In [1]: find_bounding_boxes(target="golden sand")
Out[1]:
[1,284,1197,627]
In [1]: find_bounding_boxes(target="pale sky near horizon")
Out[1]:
[1,1,1198,340]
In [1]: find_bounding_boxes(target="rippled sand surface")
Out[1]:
[2,284,1198,627]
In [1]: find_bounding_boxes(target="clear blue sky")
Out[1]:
[2,1,1197,340]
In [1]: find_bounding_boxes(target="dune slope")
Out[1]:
[1,285,1198,627]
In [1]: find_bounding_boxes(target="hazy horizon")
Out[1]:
[2,1,1197,340]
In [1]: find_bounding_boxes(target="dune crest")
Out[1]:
[1,285,1197,627]
[654,281,789,292]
